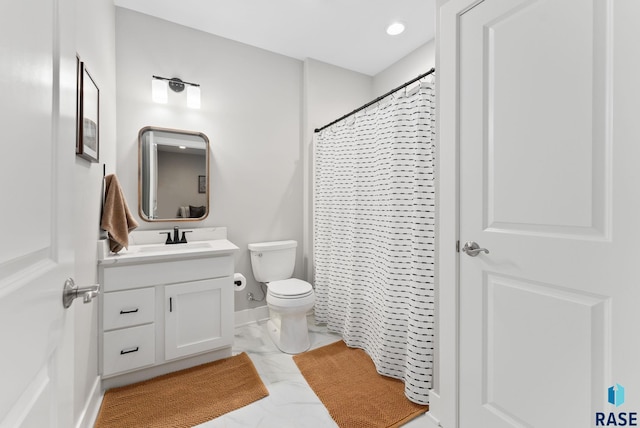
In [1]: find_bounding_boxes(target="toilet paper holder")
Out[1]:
[233,273,247,292]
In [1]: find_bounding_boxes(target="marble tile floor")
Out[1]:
[197,316,429,428]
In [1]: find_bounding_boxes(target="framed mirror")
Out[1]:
[138,126,210,222]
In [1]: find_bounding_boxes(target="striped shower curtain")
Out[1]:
[313,80,435,405]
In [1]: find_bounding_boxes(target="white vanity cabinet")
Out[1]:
[97,235,237,388]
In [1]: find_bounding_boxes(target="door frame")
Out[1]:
[432,0,484,427]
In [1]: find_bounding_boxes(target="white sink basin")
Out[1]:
[136,241,212,253]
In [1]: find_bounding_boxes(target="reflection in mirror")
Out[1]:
[138,126,209,222]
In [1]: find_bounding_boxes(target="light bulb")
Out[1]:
[187,85,201,109]
[386,22,405,36]
[152,78,168,103]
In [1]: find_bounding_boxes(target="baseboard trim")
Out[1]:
[425,389,443,427]
[75,376,102,428]
[234,306,269,327]
[424,411,441,428]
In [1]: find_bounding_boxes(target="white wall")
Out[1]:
[373,40,436,97]
[74,0,117,424]
[115,8,303,312]
[303,58,373,132]
[301,58,373,281]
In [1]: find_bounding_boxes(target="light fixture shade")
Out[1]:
[152,78,168,103]
[187,85,201,109]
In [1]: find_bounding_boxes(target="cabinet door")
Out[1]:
[165,278,233,360]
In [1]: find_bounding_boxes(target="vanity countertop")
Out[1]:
[98,227,238,265]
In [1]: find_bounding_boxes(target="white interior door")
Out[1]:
[0,0,76,426]
[458,0,640,426]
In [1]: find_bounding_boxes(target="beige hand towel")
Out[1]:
[101,174,139,253]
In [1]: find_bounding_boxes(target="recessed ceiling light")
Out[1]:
[386,22,405,36]
[179,145,186,149]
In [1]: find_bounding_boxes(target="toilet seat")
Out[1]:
[267,278,314,299]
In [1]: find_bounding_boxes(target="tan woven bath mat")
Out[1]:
[95,352,268,427]
[293,340,428,428]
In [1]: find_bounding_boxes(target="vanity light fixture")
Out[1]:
[151,75,201,109]
[386,22,405,36]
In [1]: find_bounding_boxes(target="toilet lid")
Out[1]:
[267,278,314,299]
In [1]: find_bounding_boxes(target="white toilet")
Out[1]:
[248,240,315,354]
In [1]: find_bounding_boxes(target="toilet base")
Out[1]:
[267,313,311,355]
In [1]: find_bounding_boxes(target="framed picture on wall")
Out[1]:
[76,59,100,162]
[198,175,206,193]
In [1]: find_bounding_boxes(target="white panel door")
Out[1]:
[458,0,639,426]
[0,0,75,426]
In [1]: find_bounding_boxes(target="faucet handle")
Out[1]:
[180,231,193,243]
[159,231,173,244]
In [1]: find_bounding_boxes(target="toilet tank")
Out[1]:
[248,240,297,283]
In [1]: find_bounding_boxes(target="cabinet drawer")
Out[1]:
[103,288,155,331]
[103,324,155,376]
[102,256,233,292]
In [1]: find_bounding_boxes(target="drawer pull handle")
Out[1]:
[120,347,139,355]
[120,308,139,314]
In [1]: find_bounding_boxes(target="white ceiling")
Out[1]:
[113,0,436,76]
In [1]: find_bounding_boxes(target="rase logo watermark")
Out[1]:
[610,384,626,408]
[596,384,637,426]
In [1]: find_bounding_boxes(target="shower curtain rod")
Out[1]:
[314,67,435,133]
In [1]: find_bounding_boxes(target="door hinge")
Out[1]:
[456,240,460,252]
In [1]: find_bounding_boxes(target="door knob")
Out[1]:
[462,241,490,257]
[62,278,100,308]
